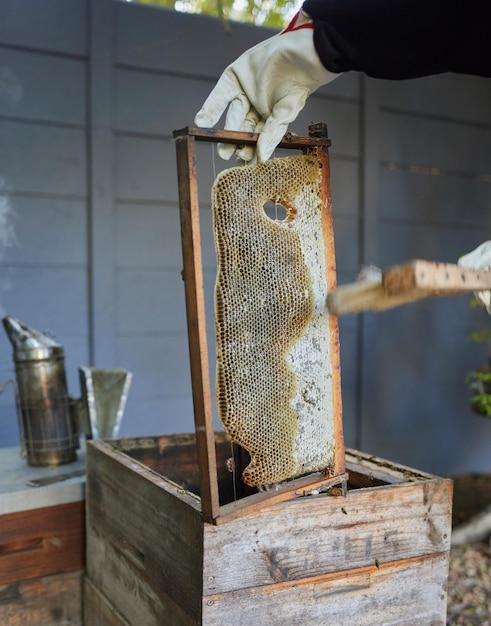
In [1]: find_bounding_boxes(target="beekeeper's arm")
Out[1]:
[195,0,490,162]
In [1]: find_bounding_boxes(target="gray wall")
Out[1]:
[1,0,490,476]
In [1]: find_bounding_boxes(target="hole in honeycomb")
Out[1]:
[263,200,288,222]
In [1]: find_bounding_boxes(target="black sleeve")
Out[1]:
[302,0,491,80]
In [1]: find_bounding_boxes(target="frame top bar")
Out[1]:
[173,125,331,149]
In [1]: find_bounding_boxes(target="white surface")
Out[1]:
[0,442,86,515]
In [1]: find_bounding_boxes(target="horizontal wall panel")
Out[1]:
[114,188,358,279]
[2,196,87,265]
[293,98,360,159]
[332,215,360,275]
[361,312,491,476]
[199,208,217,270]
[380,111,491,173]
[360,213,487,473]
[115,135,269,210]
[376,74,491,124]
[378,167,491,227]
[315,71,360,101]
[118,394,197,438]
[115,334,193,400]
[330,158,360,216]
[115,69,359,155]
[115,3,360,101]
[377,221,491,269]
[1,267,88,335]
[0,405,20,447]
[115,83,357,162]
[115,135,176,202]
[0,49,86,124]
[0,0,87,56]
[115,4,269,76]
[0,121,86,196]
[58,340,92,390]
[338,325,359,448]
[202,269,218,334]
[116,203,182,268]
[452,418,491,475]
[113,134,360,210]
[115,69,213,135]
[116,268,187,334]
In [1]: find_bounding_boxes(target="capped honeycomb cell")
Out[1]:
[212,155,335,487]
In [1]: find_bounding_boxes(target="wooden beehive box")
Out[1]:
[84,433,452,625]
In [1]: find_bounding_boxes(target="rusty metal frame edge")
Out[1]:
[174,125,345,524]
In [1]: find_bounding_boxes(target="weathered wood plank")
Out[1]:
[85,440,203,625]
[203,476,452,595]
[384,259,491,293]
[111,433,250,504]
[202,554,448,626]
[345,448,437,484]
[0,501,85,586]
[0,571,83,626]
[216,472,349,525]
[328,260,491,315]
[327,272,388,315]
[84,577,132,626]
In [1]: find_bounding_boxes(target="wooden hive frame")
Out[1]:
[173,124,348,524]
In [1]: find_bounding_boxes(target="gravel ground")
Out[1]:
[448,542,491,625]
[447,474,491,625]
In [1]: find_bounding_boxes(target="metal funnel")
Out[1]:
[78,367,132,439]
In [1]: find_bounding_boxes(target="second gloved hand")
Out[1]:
[194,11,340,163]
[458,241,491,314]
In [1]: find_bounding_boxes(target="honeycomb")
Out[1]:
[212,155,335,487]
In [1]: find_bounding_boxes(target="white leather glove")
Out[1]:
[194,11,340,163]
[458,241,491,313]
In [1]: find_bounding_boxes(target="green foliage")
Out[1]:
[465,369,491,418]
[468,327,491,350]
[467,297,491,354]
[125,0,298,27]
[465,297,491,417]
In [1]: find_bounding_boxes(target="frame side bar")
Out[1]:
[307,123,346,478]
[174,133,220,523]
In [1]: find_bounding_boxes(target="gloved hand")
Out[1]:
[458,241,491,313]
[194,10,340,163]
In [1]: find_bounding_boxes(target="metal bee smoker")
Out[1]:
[2,315,133,468]
[3,316,79,467]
